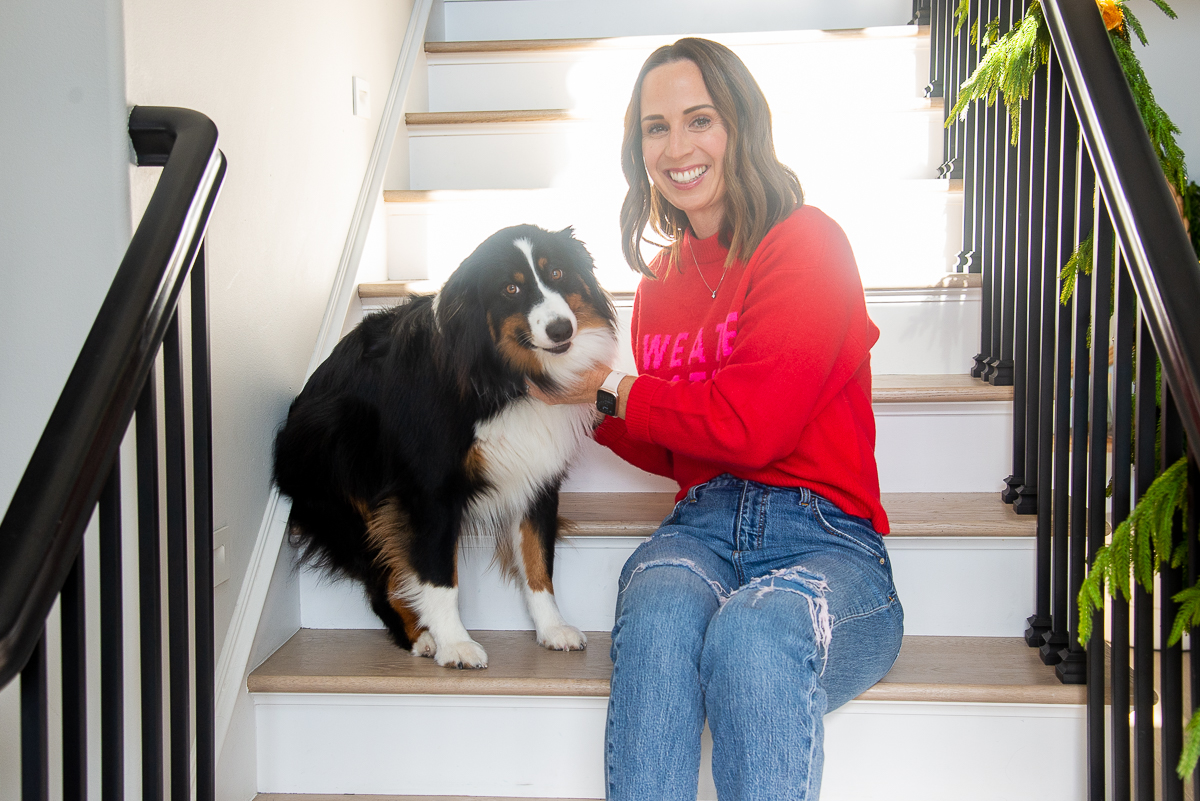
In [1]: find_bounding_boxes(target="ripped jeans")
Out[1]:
[605,475,903,801]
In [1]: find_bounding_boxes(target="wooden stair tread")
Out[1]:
[248,629,1083,705]
[261,795,588,801]
[562,491,1033,538]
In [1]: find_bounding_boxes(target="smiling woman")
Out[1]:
[529,37,904,801]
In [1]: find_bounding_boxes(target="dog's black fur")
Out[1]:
[273,225,617,667]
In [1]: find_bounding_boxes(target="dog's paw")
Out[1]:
[410,631,436,658]
[537,624,587,651]
[434,638,489,669]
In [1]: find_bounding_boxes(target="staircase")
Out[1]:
[247,15,1086,800]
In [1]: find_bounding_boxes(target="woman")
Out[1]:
[531,38,903,800]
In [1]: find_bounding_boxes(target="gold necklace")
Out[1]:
[688,237,730,300]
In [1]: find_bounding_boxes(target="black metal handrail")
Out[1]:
[0,105,225,801]
[0,107,223,688]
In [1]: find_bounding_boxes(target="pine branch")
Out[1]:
[1078,456,1188,646]
[1059,232,1094,305]
[953,0,970,35]
[1111,32,1188,192]
[1145,0,1179,20]
[1121,4,1149,46]
[1182,710,1200,779]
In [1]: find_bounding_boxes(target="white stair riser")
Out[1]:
[427,33,929,114]
[299,533,1033,637]
[556,402,1013,494]
[254,693,1083,799]
[384,181,962,291]
[408,108,944,191]
[440,1,916,42]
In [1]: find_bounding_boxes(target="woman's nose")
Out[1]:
[664,127,690,159]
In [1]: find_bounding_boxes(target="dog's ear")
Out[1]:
[435,260,494,396]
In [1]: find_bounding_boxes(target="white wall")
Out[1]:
[0,0,132,525]
[123,0,413,659]
[0,2,130,794]
[122,1,413,797]
[439,0,914,41]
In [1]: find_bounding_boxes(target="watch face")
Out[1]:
[596,390,618,416]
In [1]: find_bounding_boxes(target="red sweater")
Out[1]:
[595,206,889,534]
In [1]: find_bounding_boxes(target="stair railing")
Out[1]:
[929,0,1200,797]
[0,106,226,801]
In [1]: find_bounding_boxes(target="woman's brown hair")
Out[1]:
[620,37,803,278]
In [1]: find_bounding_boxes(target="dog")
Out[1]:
[273,224,618,668]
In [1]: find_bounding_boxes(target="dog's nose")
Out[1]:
[545,318,573,343]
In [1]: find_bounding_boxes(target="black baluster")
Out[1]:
[163,312,191,801]
[192,247,216,801]
[989,0,1019,389]
[956,0,982,274]
[21,630,48,801]
[1015,62,1049,516]
[99,466,124,801]
[1086,199,1113,800]
[1040,87,1078,666]
[983,0,1016,384]
[1055,247,1090,684]
[1026,53,1063,649]
[927,0,945,99]
[1002,85,1035,501]
[1110,256,1135,801]
[137,376,164,801]
[61,549,86,801]
[1161,386,1185,801]
[1133,316,1157,801]
[973,0,997,378]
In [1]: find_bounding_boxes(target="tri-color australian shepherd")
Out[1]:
[273,225,618,668]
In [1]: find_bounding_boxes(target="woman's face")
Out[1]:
[639,59,729,239]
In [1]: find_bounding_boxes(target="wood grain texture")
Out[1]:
[872,373,1012,402]
[405,109,572,125]
[560,491,1035,538]
[248,629,1083,705]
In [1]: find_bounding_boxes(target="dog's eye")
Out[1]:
[505,284,521,295]
[549,269,563,281]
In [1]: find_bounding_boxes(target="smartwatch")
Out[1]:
[596,370,627,417]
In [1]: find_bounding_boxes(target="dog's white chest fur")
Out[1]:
[464,398,595,537]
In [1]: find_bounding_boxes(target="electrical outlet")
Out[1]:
[353,76,371,119]
[213,526,230,588]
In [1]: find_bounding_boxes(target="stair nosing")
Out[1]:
[248,630,1084,706]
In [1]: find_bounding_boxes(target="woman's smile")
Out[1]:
[639,59,728,239]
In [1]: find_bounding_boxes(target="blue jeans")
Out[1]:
[604,475,904,801]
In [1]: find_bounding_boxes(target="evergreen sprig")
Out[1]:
[947,2,1051,144]
[1078,456,1188,645]
[1058,232,1094,305]
[953,0,970,35]
[1181,709,1200,778]
[1110,30,1187,193]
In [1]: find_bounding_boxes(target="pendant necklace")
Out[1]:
[688,236,730,300]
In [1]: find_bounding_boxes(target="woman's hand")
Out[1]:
[528,367,636,418]
[527,365,613,406]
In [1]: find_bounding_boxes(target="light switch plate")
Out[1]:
[353,76,371,119]
[213,525,230,588]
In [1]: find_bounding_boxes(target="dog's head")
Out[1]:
[435,225,618,397]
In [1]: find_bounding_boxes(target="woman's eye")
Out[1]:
[506,284,521,295]
[644,122,667,136]
[550,269,563,280]
[691,116,712,130]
